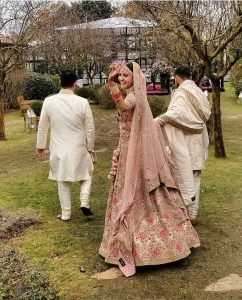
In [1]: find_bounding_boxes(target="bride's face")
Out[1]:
[118,68,133,90]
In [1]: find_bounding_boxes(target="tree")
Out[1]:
[70,0,115,22]
[134,0,242,157]
[0,0,50,140]
[33,9,114,83]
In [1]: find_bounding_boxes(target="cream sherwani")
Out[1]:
[36,89,95,220]
[37,89,95,182]
[157,80,211,218]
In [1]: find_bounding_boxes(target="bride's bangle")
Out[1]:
[112,92,122,102]
[109,83,119,93]
[110,84,122,102]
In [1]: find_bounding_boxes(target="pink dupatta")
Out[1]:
[114,62,178,277]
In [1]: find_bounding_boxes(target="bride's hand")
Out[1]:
[108,64,120,83]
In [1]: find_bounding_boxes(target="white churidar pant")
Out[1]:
[57,175,93,220]
[187,170,201,219]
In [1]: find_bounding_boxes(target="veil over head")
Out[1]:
[119,62,177,217]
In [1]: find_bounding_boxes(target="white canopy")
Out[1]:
[57,17,155,30]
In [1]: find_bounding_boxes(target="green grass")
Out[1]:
[0,87,242,299]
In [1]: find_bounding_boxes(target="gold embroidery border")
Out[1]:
[99,247,200,267]
[178,87,208,122]
[160,115,203,134]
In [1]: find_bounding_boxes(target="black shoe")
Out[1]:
[81,207,94,216]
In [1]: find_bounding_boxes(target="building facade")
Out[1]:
[26,17,171,94]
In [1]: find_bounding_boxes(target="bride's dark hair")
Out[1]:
[113,62,133,83]
[125,62,133,72]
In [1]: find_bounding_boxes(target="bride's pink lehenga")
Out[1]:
[99,62,200,277]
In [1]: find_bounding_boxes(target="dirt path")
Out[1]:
[94,112,119,152]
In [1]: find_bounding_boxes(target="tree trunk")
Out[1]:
[194,65,205,86]
[0,73,6,140]
[211,79,226,157]
[0,100,6,140]
[206,92,214,144]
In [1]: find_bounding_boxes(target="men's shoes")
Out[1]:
[81,207,94,216]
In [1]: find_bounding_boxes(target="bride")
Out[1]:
[98,61,200,277]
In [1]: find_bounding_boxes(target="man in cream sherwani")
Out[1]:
[36,70,95,220]
[155,66,211,225]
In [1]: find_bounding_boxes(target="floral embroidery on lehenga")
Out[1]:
[99,89,200,272]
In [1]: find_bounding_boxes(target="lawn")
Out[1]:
[0,84,242,300]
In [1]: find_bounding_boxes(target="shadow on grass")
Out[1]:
[0,208,40,239]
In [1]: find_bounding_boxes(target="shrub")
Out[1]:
[234,86,241,97]
[31,100,43,117]
[87,84,103,103]
[230,60,242,98]
[0,248,60,299]
[75,85,102,103]
[97,83,116,109]
[147,95,167,117]
[46,74,60,91]
[23,73,57,100]
[75,87,90,98]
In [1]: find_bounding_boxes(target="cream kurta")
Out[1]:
[161,80,210,205]
[36,89,95,182]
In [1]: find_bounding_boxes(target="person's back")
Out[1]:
[36,70,95,220]
[155,66,211,224]
[44,93,91,149]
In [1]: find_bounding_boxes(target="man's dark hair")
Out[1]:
[174,66,192,79]
[60,70,77,88]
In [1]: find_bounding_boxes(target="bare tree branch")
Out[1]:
[210,16,242,60]
[217,50,242,79]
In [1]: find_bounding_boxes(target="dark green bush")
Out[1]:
[0,248,60,299]
[31,100,43,117]
[24,73,57,100]
[46,74,60,91]
[147,95,167,117]
[233,81,242,97]
[87,84,102,103]
[97,83,116,109]
[75,87,90,98]
[75,85,103,103]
